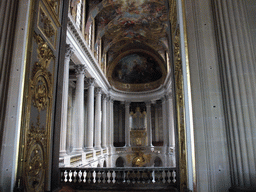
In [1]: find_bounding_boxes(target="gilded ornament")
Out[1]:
[40,11,55,38]
[34,33,54,68]
[25,143,45,191]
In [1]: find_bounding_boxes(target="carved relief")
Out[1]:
[23,33,54,192]
[43,0,60,19]
[38,4,58,49]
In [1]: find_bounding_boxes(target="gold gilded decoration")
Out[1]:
[38,3,58,49]
[130,130,147,146]
[31,65,52,112]
[70,155,82,164]
[26,143,45,191]
[34,33,54,68]
[41,11,55,38]
[174,28,188,191]
[43,0,60,22]
[86,153,93,159]
[126,151,151,167]
[169,0,177,36]
[22,33,54,192]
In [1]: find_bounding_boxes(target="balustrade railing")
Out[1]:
[60,167,178,191]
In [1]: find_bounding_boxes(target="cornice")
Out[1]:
[66,14,173,102]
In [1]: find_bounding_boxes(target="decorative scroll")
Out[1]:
[23,33,54,192]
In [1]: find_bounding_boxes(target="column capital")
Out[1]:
[110,98,114,103]
[102,94,107,100]
[65,44,74,59]
[146,101,152,106]
[95,87,102,95]
[86,78,95,86]
[166,92,173,99]
[161,96,167,103]
[125,101,131,107]
[74,64,86,75]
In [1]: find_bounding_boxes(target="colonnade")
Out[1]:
[113,97,176,149]
[59,45,115,156]
[59,46,176,160]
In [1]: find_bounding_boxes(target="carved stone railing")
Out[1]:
[60,167,178,191]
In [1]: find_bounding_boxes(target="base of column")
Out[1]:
[84,147,94,152]
[94,146,102,150]
[72,148,83,153]
[59,150,67,157]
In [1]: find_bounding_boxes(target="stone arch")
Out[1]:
[115,156,125,167]
[153,156,162,167]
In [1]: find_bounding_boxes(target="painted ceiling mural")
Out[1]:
[112,53,162,84]
[87,0,170,91]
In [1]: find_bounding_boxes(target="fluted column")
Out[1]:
[146,101,153,147]
[161,97,168,147]
[85,78,95,150]
[166,93,175,148]
[94,87,102,149]
[59,44,74,156]
[125,101,131,147]
[101,94,107,148]
[109,98,114,147]
[213,0,256,188]
[106,96,111,147]
[73,64,86,153]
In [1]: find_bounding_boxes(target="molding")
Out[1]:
[66,14,174,102]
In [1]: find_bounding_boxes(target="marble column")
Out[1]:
[73,64,86,153]
[101,94,107,148]
[125,101,131,147]
[109,98,114,147]
[161,97,168,147]
[60,44,74,156]
[85,78,95,150]
[166,93,175,148]
[146,101,153,147]
[94,87,102,149]
[213,0,256,188]
[106,96,111,147]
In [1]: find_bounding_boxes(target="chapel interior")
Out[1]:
[0,0,256,192]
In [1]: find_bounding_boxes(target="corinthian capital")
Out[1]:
[95,87,102,95]
[74,64,86,75]
[65,44,74,59]
[86,78,95,86]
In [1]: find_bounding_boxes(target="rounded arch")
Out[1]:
[115,156,125,167]
[103,160,107,167]
[153,156,163,167]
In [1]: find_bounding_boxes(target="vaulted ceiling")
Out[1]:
[86,0,171,92]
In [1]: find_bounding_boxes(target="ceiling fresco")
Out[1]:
[86,0,171,91]
[112,53,162,84]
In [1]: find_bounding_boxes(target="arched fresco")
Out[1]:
[112,53,162,84]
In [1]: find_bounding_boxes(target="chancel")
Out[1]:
[0,0,256,192]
